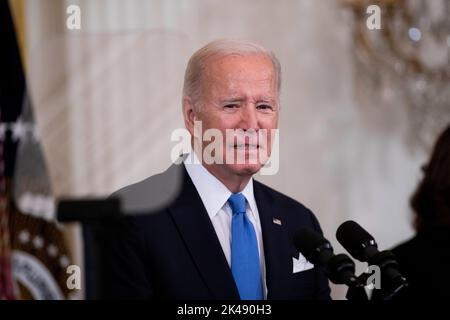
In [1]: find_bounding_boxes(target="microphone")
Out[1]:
[336,220,408,298]
[293,228,360,288]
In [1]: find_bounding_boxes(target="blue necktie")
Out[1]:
[228,193,263,300]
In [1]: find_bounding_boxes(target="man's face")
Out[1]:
[188,54,279,178]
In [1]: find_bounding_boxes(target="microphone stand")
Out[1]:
[57,198,122,299]
[345,273,369,301]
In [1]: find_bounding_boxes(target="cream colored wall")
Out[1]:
[25,0,433,299]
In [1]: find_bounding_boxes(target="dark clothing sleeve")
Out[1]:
[105,217,153,299]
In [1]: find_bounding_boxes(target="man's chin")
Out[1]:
[227,163,263,176]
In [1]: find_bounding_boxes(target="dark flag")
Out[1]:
[0,0,73,300]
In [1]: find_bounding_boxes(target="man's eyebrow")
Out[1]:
[256,97,276,104]
[221,97,245,103]
[220,97,276,103]
[258,98,275,102]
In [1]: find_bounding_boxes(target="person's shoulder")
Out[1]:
[390,236,418,261]
[110,162,185,214]
[391,236,419,253]
[392,227,450,259]
[253,179,306,208]
[253,179,321,229]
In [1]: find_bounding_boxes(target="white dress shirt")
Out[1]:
[184,152,267,298]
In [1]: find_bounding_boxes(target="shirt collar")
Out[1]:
[183,152,258,219]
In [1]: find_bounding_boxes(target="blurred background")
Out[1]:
[1,0,449,299]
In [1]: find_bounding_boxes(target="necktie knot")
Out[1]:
[228,193,246,215]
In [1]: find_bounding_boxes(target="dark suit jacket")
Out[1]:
[387,227,450,300]
[106,161,331,300]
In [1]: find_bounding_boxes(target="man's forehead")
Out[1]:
[205,58,275,87]
[208,77,277,100]
[204,54,275,76]
[200,54,278,100]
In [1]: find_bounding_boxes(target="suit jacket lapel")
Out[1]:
[168,164,239,299]
[254,181,293,299]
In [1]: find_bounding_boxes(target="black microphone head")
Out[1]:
[293,227,332,263]
[336,220,377,261]
[294,228,360,287]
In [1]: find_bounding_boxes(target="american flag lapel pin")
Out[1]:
[272,217,282,226]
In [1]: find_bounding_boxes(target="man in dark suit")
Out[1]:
[108,39,330,300]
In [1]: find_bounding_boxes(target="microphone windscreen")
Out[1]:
[293,227,329,261]
[336,220,375,259]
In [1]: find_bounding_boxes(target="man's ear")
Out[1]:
[182,97,197,136]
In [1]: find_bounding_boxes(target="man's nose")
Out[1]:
[240,105,259,130]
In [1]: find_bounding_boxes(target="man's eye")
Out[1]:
[224,104,239,109]
[257,104,273,111]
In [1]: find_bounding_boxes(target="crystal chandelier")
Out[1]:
[344,0,450,151]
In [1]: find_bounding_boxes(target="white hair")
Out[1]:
[182,39,282,110]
